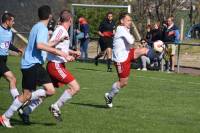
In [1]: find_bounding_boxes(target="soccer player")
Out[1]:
[0,12,22,99]
[47,10,80,121]
[0,5,72,128]
[94,12,115,72]
[104,12,157,108]
[19,10,80,123]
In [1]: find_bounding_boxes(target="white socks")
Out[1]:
[10,88,19,99]
[4,98,23,119]
[108,82,120,98]
[55,90,72,108]
[31,89,46,100]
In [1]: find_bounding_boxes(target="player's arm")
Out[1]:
[37,43,74,61]
[120,27,135,44]
[98,22,104,37]
[36,28,73,61]
[9,42,23,54]
[48,28,68,47]
[48,36,68,47]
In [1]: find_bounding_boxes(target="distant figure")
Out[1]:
[76,17,89,60]
[162,17,180,72]
[94,12,116,72]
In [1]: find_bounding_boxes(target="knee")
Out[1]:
[46,88,56,96]
[21,91,32,101]
[120,81,128,88]
[9,76,17,84]
[73,84,80,93]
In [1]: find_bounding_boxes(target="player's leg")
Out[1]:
[105,57,131,108]
[0,58,19,99]
[1,66,36,128]
[94,38,106,65]
[106,47,112,72]
[4,71,19,99]
[49,65,79,121]
[50,80,80,121]
[18,65,55,124]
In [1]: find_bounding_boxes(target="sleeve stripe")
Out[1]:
[55,29,63,40]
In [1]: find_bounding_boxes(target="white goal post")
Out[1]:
[70,3,132,46]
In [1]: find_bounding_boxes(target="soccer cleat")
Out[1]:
[49,104,62,122]
[0,115,13,128]
[18,102,31,125]
[104,93,113,108]
[141,68,147,71]
[18,111,30,125]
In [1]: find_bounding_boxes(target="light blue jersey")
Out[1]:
[0,26,13,56]
[21,22,48,69]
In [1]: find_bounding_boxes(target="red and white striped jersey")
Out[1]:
[47,25,70,63]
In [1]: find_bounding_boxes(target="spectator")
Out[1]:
[145,24,153,47]
[137,39,150,71]
[151,22,162,42]
[76,17,89,60]
[162,17,180,72]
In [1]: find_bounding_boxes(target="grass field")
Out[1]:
[1,56,200,133]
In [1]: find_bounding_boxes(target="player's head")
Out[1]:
[38,5,52,21]
[106,12,113,21]
[119,12,132,29]
[59,9,73,28]
[1,12,15,28]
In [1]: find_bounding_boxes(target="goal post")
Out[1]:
[70,3,131,46]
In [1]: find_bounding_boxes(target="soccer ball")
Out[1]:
[153,40,165,53]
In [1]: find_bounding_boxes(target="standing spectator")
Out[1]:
[0,12,22,100]
[77,17,89,60]
[151,22,162,42]
[163,17,180,72]
[94,12,115,72]
[145,24,152,47]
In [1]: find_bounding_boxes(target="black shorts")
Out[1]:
[0,56,9,77]
[21,64,52,91]
[99,37,113,51]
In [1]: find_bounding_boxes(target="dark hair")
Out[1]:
[140,38,147,42]
[119,12,130,22]
[38,5,51,20]
[59,9,72,23]
[1,12,14,23]
[106,12,113,16]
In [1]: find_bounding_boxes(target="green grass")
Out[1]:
[1,56,200,133]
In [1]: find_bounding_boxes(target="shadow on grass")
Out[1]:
[11,118,56,126]
[70,102,123,109]
[75,67,106,72]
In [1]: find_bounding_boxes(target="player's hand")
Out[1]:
[18,48,23,56]
[74,51,81,58]
[168,31,175,36]
[66,55,75,62]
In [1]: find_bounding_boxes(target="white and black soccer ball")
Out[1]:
[153,40,165,53]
